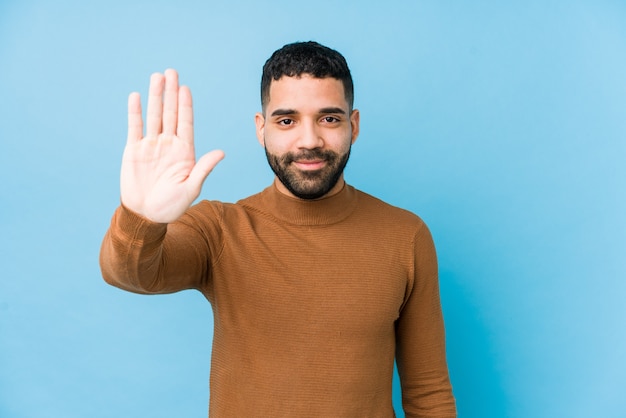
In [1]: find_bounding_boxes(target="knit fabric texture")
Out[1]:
[100,183,456,417]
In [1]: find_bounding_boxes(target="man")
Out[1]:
[100,41,456,417]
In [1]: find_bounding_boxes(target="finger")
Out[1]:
[162,69,179,135]
[127,92,143,143]
[146,72,165,136]
[177,85,194,141]
[187,150,225,192]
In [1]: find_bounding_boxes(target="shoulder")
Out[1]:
[348,188,436,252]
[184,188,270,226]
[353,188,427,230]
[350,189,437,276]
[235,187,271,210]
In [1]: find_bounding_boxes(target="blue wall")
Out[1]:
[1,1,624,417]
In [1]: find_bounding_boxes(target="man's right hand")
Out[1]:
[120,69,224,223]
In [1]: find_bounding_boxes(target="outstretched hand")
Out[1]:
[120,69,224,223]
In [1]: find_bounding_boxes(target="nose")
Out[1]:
[296,119,324,149]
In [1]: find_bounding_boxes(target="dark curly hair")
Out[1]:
[260,41,354,112]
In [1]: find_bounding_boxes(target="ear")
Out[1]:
[255,112,265,146]
[350,109,360,144]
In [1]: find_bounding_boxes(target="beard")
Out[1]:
[264,146,351,200]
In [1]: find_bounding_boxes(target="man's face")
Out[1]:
[255,75,360,199]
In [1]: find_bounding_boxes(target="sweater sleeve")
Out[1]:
[99,203,218,294]
[395,222,457,417]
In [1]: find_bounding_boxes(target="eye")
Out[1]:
[278,118,294,126]
[321,116,340,123]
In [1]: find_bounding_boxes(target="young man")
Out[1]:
[100,41,456,417]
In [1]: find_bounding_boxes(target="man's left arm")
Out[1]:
[395,222,457,417]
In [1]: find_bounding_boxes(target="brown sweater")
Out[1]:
[100,183,456,417]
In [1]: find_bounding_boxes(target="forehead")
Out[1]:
[266,75,348,111]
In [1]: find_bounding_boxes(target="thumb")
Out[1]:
[187,150,225,191]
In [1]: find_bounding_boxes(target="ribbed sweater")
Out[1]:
[100,183,456,417]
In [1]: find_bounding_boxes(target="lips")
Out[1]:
[293,159,326,170]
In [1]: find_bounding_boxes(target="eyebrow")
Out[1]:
[319,107,347,115]
[270,108,297,117]
[270,107,347,117]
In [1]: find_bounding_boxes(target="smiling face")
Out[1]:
[255,74,360,199]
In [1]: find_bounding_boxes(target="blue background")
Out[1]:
[1,1,625,417]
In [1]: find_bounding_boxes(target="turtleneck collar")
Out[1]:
[242,181,359,226]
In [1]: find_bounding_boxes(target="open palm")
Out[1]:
[120,69,224,223]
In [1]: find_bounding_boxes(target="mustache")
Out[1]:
[281,149,337,164]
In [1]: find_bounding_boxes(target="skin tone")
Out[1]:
[255,74,360,199]
[120,70,359,223]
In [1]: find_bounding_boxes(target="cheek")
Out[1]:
[263,130,292,153]
[329,130,353,152]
